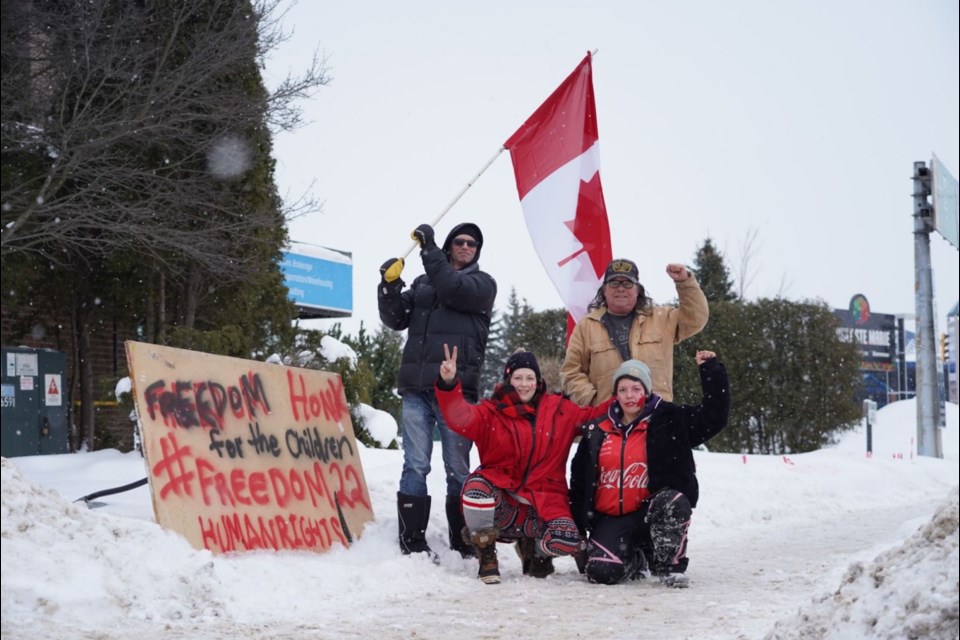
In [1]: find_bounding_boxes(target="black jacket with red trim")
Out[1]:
[570,357,731,534]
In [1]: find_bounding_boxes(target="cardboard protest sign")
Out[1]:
[125,341,374,554]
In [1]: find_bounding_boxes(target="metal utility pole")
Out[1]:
[912,161,943,458]
[896,315,907,400]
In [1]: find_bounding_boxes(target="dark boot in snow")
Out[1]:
[646,488,691,584]
[469,527,500,584]
[651,558,690,588]
[514,537,555,578]
[657,572,690,588]
[573,535,589,574]
[528,554,555,579]
[573,548,588,575]
[397,492,437,561]
[627,546,649,581]
[514,537,535,574]
[446,495,475,558]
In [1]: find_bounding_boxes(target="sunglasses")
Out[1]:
[606,280,636,289]
[452,238,478,248]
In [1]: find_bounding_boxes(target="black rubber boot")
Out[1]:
[397,492,435,558]
[446,495,476,558]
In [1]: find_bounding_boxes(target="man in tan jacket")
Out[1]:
[561,258,708,404]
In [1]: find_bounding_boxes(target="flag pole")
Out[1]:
[400,50,598,260]
[401,146,506,260]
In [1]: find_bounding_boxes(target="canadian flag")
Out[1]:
[504,52,612,335]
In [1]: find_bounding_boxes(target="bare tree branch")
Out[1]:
[735,227,760,300]
[1,0,329,279]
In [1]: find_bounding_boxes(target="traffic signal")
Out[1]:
[940,333,948,361]
[914,163,933,219]
[916,164,932,195]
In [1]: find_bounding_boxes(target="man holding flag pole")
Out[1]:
[379,222,497,559]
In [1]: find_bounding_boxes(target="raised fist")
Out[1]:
[695,350,716,365]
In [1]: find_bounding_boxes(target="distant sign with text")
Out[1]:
[125,341,374,555]
[833,295,897,371]
[280,242,353,318]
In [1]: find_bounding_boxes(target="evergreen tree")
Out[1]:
[480,289,569,395]
[478,288,568,393]
[479,308,508,397]
[692,237,738,303]
[366,326,404,430]
[1,0,326,449]
[672,298,862,454]
[516,308,568,362]
[284,324,383,449]
[500,288,529,353]
[480,288,527,393]
[515,307,567,390]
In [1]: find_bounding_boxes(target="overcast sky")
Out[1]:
[264,0,959,335]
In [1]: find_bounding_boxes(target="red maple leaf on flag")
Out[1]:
[558,172,611,277]
[504,53,612,336]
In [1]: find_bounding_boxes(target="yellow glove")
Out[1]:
[379,258,405,283]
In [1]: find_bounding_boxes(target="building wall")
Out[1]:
[1,305,138,451]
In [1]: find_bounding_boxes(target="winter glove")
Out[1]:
[379,257,405,283]
[411,223,436,250]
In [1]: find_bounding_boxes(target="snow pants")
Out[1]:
[585,488,692,585]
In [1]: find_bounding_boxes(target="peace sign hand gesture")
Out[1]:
[440,343,459,383]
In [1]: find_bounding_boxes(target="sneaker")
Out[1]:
[658,573,689,589]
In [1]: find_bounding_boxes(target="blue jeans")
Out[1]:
[398,390,472,497]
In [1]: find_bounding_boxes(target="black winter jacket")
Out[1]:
[570,358,731,534]
[378,225,497,401]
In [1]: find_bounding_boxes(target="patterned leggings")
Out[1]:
[585,488,692,585]
[460,473,581,557]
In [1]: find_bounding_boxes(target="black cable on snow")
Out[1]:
[74,477,148,504]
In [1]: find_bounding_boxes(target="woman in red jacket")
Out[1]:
[436,345,611,584]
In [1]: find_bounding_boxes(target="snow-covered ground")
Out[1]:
[2,398,958,640]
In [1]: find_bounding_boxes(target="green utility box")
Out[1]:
[1,347,69,457]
